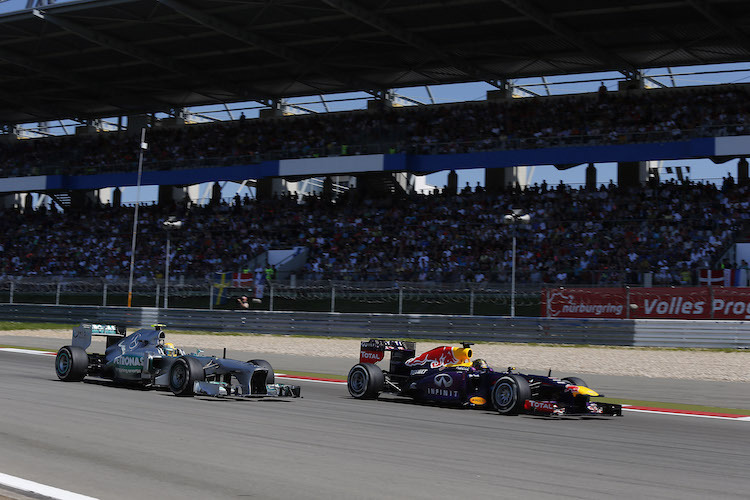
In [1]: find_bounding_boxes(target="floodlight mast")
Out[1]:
[127,128,147,307]
[162,217,183,309]
[503,210,531,317]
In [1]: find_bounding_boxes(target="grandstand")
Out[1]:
[1,0,750,300]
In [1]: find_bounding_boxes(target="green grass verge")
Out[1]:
[0,321,71,330]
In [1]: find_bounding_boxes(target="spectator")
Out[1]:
[236,295,250,309]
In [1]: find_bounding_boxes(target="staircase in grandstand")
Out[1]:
[46,191,72,208]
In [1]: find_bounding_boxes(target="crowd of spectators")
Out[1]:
[1,84,748,178]
[0,178,745,286]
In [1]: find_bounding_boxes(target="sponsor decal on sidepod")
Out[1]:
[114,355,143,371]
[433,373,453,388]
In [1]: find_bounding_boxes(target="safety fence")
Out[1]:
[2,304,749,349]
[0,279,541,316]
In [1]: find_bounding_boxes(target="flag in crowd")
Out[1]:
[213,272,256,305]
[699,269,748,287]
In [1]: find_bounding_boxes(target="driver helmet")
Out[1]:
[472,358,488,370]
[163,342,177,357]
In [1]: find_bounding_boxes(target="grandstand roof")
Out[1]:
[1,0,750,124]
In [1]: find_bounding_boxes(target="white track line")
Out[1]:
[622,407,750,421]
[0,472,98,500]
[0,347,55,356]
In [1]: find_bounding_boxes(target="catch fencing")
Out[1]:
[1,304,749,349]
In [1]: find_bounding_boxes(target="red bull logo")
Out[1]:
[404,346,458,369]
[359,350,384,364]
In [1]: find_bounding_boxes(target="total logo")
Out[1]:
[434,373,453,388]
[525,400,558,413]
[359,350,384,363]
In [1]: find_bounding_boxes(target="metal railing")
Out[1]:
[0,274,738,317]
[1,303,749,348]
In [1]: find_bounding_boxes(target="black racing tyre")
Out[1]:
[562,376,588,388]
[347,363,384,399]
[169,356,205,396]
[491,374,531,415]
[55,345,88,382]
[249,359,275,384]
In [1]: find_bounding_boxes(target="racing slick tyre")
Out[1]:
[491,374,531,415]
[169,356,205,396]
[249,359,275,384]
[55,345,88,382]
[562,376,588,388]
[347,363,384,399]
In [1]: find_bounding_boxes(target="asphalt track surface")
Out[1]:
[2,350,750,500]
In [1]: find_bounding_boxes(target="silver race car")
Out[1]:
[55,323,301,398]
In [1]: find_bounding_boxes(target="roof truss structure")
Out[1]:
[0,0,748,124]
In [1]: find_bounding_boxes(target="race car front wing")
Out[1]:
[194,381,302,398]
[524,399,622,417]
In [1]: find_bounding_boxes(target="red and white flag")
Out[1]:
[232,273,253,287]
[699,269,725,286]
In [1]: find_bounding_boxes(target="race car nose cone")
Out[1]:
[568,385,599,397]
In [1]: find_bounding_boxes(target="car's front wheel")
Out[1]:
[169,356,205,396]
[562,376,588,388]
[491,374,531,415]
[55,345,88,382]
[249,359,275,384]
[347,363,384,399]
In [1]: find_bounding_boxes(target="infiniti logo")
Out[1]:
[434,374,453,388]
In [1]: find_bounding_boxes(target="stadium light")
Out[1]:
[127,128,147,307]
[502,210,531,317]
[162,217,183,309]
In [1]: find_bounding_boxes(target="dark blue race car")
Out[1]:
[347,339,621,417]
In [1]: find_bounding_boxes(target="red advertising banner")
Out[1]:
[541,288,627,319]
[711,288,750,320]
[542,287,750,320]
[628,288,711,319]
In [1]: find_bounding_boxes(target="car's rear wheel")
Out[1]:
[249,359,275,384]
[169,356,205,396]
[491,374,531,415]
[347,363,384,399]
[55,345,88,382]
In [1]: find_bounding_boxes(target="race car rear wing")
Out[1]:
[360,339,416,374]
[72,323,126,350]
